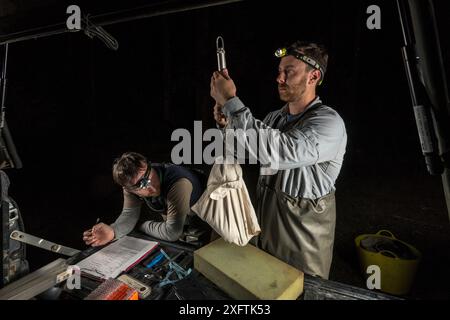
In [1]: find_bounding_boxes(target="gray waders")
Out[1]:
[255,172,336,279]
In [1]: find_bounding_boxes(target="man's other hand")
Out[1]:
[213,103,228,128]
[210,69,236,106]
[83,223,115,247]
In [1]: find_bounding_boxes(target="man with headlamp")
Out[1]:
[210,41,347,279]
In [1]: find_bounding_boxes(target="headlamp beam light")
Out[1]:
[275,47,287,58]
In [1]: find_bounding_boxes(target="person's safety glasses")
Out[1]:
[126,162,152,191]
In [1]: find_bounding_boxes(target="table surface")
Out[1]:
[59,232,400,301]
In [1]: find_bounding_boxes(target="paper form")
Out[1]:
[77,236,158,279]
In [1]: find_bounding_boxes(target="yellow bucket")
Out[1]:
[355,230,421,296]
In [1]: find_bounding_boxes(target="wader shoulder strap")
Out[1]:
[272,102,323,132]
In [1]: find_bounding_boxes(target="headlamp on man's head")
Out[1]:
[275,47,325,85]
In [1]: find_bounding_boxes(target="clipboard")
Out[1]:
[77,236,158,280]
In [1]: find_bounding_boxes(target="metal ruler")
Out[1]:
[10,231,80,257]
[0,258,70,300]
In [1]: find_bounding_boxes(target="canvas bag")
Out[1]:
[191,159,260,246]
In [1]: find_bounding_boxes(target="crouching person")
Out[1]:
[83,152,207,246]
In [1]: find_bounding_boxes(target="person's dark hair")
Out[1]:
[112,152,147,186]
[289,41,328,76]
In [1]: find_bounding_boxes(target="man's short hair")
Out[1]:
[289,41,328,76]
[112,152,147,186]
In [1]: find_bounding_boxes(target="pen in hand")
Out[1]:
[91,217,100,234]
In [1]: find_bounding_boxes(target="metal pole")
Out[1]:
[0,44,22,169]
[0,43,8,130]
[0,0,244,46]
[396,0,443,176]
[397,0,450,220]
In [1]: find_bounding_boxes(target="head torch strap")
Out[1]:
[297,55,324,75]
[275,47,325,81]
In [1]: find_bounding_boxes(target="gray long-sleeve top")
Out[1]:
[222,96,347,199]
[110,178,193,241]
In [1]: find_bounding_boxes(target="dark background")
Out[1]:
[1,0,449,299]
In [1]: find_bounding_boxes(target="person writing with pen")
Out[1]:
[83,152,208,246]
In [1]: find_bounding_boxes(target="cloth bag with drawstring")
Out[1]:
[191,158,260,246]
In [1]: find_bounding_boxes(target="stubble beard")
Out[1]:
[278,77,307,103]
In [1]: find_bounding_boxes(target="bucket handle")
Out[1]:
[376,230,396,239]
[379,250,399,259]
